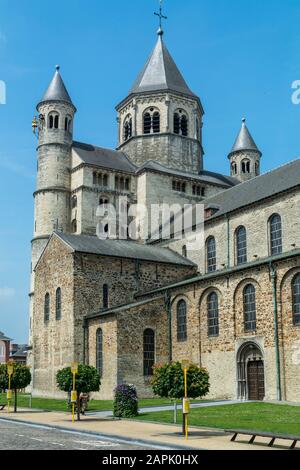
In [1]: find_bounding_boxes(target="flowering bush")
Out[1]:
[113,384,139,418]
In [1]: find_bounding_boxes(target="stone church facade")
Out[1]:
[29,27,300,402]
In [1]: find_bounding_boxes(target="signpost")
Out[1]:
[181,360,190,440]
[7,361,14,413]
[71,362,78,423]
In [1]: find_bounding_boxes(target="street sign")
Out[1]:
[181,359,190,370]
[7,361,14,376]
[71,362,78,374]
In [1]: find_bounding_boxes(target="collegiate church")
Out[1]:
[28,20,300,402]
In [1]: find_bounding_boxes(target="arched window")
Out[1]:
[64,116,72,132]
[71,219,77,233]
[96,328,103,377]
[174,113,180,134]
[196,117,200,140]
[49,115,54,129]
[103,284,109,309]
[44,293,50,323]
[236,226,247,265]
[241,159,250,174]
[173,110,188,136]
[255,161,259,176]
[207,292,219,337]
[56,288,61,320]
[143,329,155,376]
[123,116,132,142]
[231,162,237,175]
[206,237,216,273]
[143,108,160,134]
[243,284,256,331]
[182,245,187,258]
[270,214,282,255]
[292,274,300,325]
[54,114,59,129]
[152,112,160,133]
[181,115,188,136]
[177,300,187,342]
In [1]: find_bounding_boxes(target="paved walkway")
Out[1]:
[0,408,287,451]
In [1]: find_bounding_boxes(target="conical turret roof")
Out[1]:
[39,66,74,107]
[230,118,261,156]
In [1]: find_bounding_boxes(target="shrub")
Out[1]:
[113,384,139,418]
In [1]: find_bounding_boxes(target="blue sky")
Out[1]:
[0,0,300,342]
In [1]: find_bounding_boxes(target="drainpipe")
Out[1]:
[164,291,172,362]
[226,215,230,268]
[83,318,88,365]
[270,263,282,401]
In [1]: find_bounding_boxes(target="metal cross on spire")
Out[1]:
[154,0,167,36]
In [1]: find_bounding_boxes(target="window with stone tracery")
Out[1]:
[174,109,189,137]
[143,108,160,134]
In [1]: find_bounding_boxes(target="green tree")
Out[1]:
[151,362,210,431]
[56,365,101,421]
[0,363,31,412]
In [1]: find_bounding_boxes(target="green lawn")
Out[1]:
[0,393,189,412]
[136,403,300,435]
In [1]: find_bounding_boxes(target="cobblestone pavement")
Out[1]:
[0,420,155,450]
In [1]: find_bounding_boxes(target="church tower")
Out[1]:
[116,21,204,175]
[228,118,262,182]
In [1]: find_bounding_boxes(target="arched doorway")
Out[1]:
[237,342,265,401]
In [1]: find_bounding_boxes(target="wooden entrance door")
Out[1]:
[247,360,265,400]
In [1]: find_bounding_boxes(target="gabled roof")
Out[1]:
[38,66,74,108]
[72,141,137,173]
[54,232,196,267]
[129,34,196,98]
[229,118,261,156]
[205,157,300,220]
[0,331,11,341]
[136,160,238,187]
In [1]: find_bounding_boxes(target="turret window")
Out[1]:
[65,116,72,132]
[124,115,133,142]
[48,112,60,129]
[241,159,250,174]
[143,108,160,134]
[231,162,237,175]
[174,110,188,137]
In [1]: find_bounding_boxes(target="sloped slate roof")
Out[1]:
[0,331,11,341]
[55,232,196,266]
[39,66,74,106]
[72,141,137,173]
[129,35,196,98]
[205,158,300,220]
[136,160,238,187]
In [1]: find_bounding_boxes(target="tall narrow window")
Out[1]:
[182,245,187,258]
[56,288,62,320]
[244,284,256,331]
[174,113,180,134]
[143,112,151,134]
[71,196,77,209]
[206,237,216,273]
[71,219,77,233]
[292,274,300,326]
[181,115,188,136]
[236,226,247,265]
[143,329,155,376]
[207,292,219,337]
[96,328,103,377]
[49,115,54,129]
[54,114,59,129]
[44,293,50,323]
[177,300,187,342]
[103,284,109,309]
[270,214,282,255]
[124,116,132,141]
[242,159,250,174]
[152,112,160,133]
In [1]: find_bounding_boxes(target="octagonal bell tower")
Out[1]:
[116,28,204,175]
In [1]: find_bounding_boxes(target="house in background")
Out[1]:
[9,344,28,365]
[0,331,11,364]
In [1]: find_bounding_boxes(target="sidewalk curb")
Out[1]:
[0,416,204,451]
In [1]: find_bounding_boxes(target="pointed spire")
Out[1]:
[39,65,74,107]
[229,118,261,156]
[129,34,196,98]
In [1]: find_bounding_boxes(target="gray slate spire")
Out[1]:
[129,34,196,97]
[39,65,74,106]
[230,118,261,156]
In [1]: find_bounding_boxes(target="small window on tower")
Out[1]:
[174,113,180,134]
[143,113,151,134]
[54,115,59,129]
[181,115,188,136]
[152,112,160,133]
